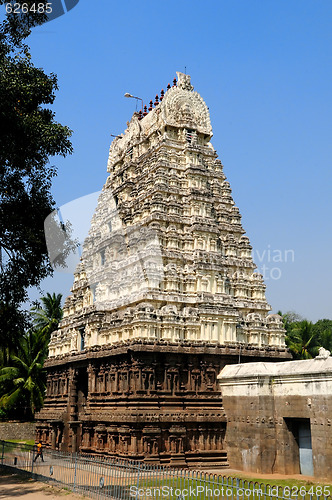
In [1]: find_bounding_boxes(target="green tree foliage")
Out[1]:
[31,292,62,353]
[0,329,47,420]
[313,319,332,352]
[278,311,332,359]
[0,303,28,366]
[0,1,72,347]
[0,1,48,51]
[0,291,63,420]
[285,320,319,360]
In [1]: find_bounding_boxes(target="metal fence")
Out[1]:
[0,440,330,500]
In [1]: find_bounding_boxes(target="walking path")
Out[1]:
[0,468,87,499]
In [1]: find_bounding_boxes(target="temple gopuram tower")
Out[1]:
[36,72,290,467]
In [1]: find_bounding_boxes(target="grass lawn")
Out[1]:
[135,473,332,499]
[220,470,332,489]
[3,439,35,446]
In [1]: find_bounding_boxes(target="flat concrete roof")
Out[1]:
[218,356,332,380]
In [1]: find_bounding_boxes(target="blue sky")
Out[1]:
[9,0,331,321]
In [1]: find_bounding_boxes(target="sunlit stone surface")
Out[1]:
[37,73,290,466]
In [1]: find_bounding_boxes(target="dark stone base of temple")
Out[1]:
[36,341,290,467]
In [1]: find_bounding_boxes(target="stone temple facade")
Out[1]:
[36,72,290,467]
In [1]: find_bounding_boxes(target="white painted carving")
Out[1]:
[48,72,286,358]
[316,347,331,359]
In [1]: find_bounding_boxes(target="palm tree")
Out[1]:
[318,329,332,352]
[313,319,332,352]
[0,329,47,420]
[31,292,63,342]
[286,320,319,359]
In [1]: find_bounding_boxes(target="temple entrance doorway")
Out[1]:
[298,420,314,476]
[286,418,314,476]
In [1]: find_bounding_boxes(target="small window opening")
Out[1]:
[186,129,195,144]
[100,250,105,266]
[79,328,85,351]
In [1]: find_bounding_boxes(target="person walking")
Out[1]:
[33,441,44,462]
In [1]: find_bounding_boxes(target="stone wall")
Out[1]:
[218,356,332,480]
[0,422,36,441]
[36,342,290,467]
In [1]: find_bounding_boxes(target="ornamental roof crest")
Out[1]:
[160,73,212,136]
[107,72,212,168]
[176,72,194,91]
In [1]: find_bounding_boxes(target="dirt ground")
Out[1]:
[0,468,87,499]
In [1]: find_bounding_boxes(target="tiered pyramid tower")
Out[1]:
[36,72,290,467]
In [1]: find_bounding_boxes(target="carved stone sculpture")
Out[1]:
[36,72,290,467]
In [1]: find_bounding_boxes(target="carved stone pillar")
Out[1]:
[102,366,107,393]
[106,426,117,453]
[51,427,56,449]
[56,425,63,450]
[82,427,90,448]
[152,439,159,456]
[68,367,78,419]
[65,373,69,394]
[118,426,130,455]
[70,422,79,453]
[123,370,129,392]
[131,431,139,454]
[96,425,106,451]
[187,364,193,391]
[87,364,97,393]
[138,368,142,391]
[198,426,205,451]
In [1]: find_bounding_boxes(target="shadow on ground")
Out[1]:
[0,467,84,498]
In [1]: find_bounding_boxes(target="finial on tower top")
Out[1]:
[176,71,194,91]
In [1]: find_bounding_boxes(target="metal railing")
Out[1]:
[0,440,330,499]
